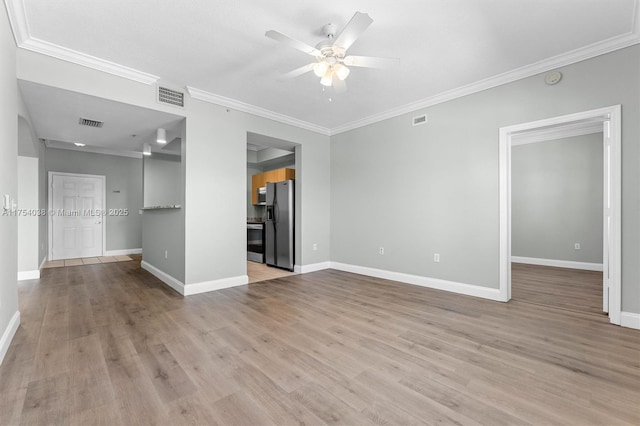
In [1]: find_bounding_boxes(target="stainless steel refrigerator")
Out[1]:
[265,180,294,271]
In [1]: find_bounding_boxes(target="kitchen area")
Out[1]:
[246,132,299,283]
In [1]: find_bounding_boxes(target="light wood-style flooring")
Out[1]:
[1,259,639,425]
[247,261,297,283]
[512,262,603,315]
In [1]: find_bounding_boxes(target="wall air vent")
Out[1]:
[157,86,184,107]
[412,114,427,126]
[78,117,104,128]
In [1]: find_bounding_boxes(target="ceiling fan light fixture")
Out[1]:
[156,128,167,144]
[314,61,328,77]
[320,70,333,87]
[334,63,350,81]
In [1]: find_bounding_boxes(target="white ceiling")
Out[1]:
[19,80,184,157]
[7,0,640,135]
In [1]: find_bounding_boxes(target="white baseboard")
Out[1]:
[511,256,603,272]
[105,248,142,256]
[141,260,185,295]
[0,311,20,366]
[294,261,331,274]
[184,275,249,296]
[18,270,40,281]
[329,262,502,301]
[620,311,640,330]
[39,256,47,270]
[141,260,248,296]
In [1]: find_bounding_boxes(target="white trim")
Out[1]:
[48,172,106,261]
[104,248,142,256]
[499,105,622,324]
[186,87,331,136]
[183,275,249,296]
[141,261,248,296]
[18,270,39,280]
[5,0,638,134]
[329,262,502,301]
[620,312,640,330]
[330,33,640,135]
[141,260,185,295]
[19,38,160,85]
[0,311,20,366]
[511,121,603,146]
[3,0,29,46]
[4,0,159,85]
[39,256,46,270]
[511,256,603,272]
[294,261,331,274]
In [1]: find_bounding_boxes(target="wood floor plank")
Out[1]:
[1,257,639,425]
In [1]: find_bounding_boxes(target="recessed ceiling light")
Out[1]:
[74,143,86,147]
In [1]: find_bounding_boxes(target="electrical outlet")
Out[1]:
[434,253,440,263]
[379,247,384,255]
[574,243,581,250]
[312,243,318,251]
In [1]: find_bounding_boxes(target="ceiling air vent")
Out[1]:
[157,86,184,107]
[412,114,427,126]
[78,117,104,128]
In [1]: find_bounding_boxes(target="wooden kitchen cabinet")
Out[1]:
[251,168,295,205]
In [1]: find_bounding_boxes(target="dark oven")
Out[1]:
[247,222,264,263]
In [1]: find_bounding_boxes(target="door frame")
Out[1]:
[48,171,107,261]
[498,105,621,325]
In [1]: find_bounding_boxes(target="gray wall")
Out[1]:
[17,110,43,273]
[331,45,640,313]
[143,154,181,207]
[18,49,331,289]
[45,148,143,251]
[512,133,603,263]
[142,121,185,283]
[17,156,39,272]
[0,5,19,364]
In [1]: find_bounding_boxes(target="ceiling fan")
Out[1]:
[265,12,398,93]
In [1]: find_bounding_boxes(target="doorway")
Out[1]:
[48,172,106,260]
[499,105,621,325]
[246,132,299,282]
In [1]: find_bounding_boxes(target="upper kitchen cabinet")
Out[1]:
[251,167,295,205]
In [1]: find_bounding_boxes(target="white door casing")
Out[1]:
[48,172,106,260]
[499,105,621,325]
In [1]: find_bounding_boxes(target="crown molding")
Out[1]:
[4,0,159,85]
[5,0,639,136]
[329,30,640,135]
[186,86,331,136]
[4,0,28,45]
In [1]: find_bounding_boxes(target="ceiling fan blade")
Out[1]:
[332,74,347,93]
[283,63,317,79]
[343,55,399,68]
[265,30,322,57]
[333,12,373,50]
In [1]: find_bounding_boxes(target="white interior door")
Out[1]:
[50,173,104,260]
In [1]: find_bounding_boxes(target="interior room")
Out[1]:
[1,1,639,424]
